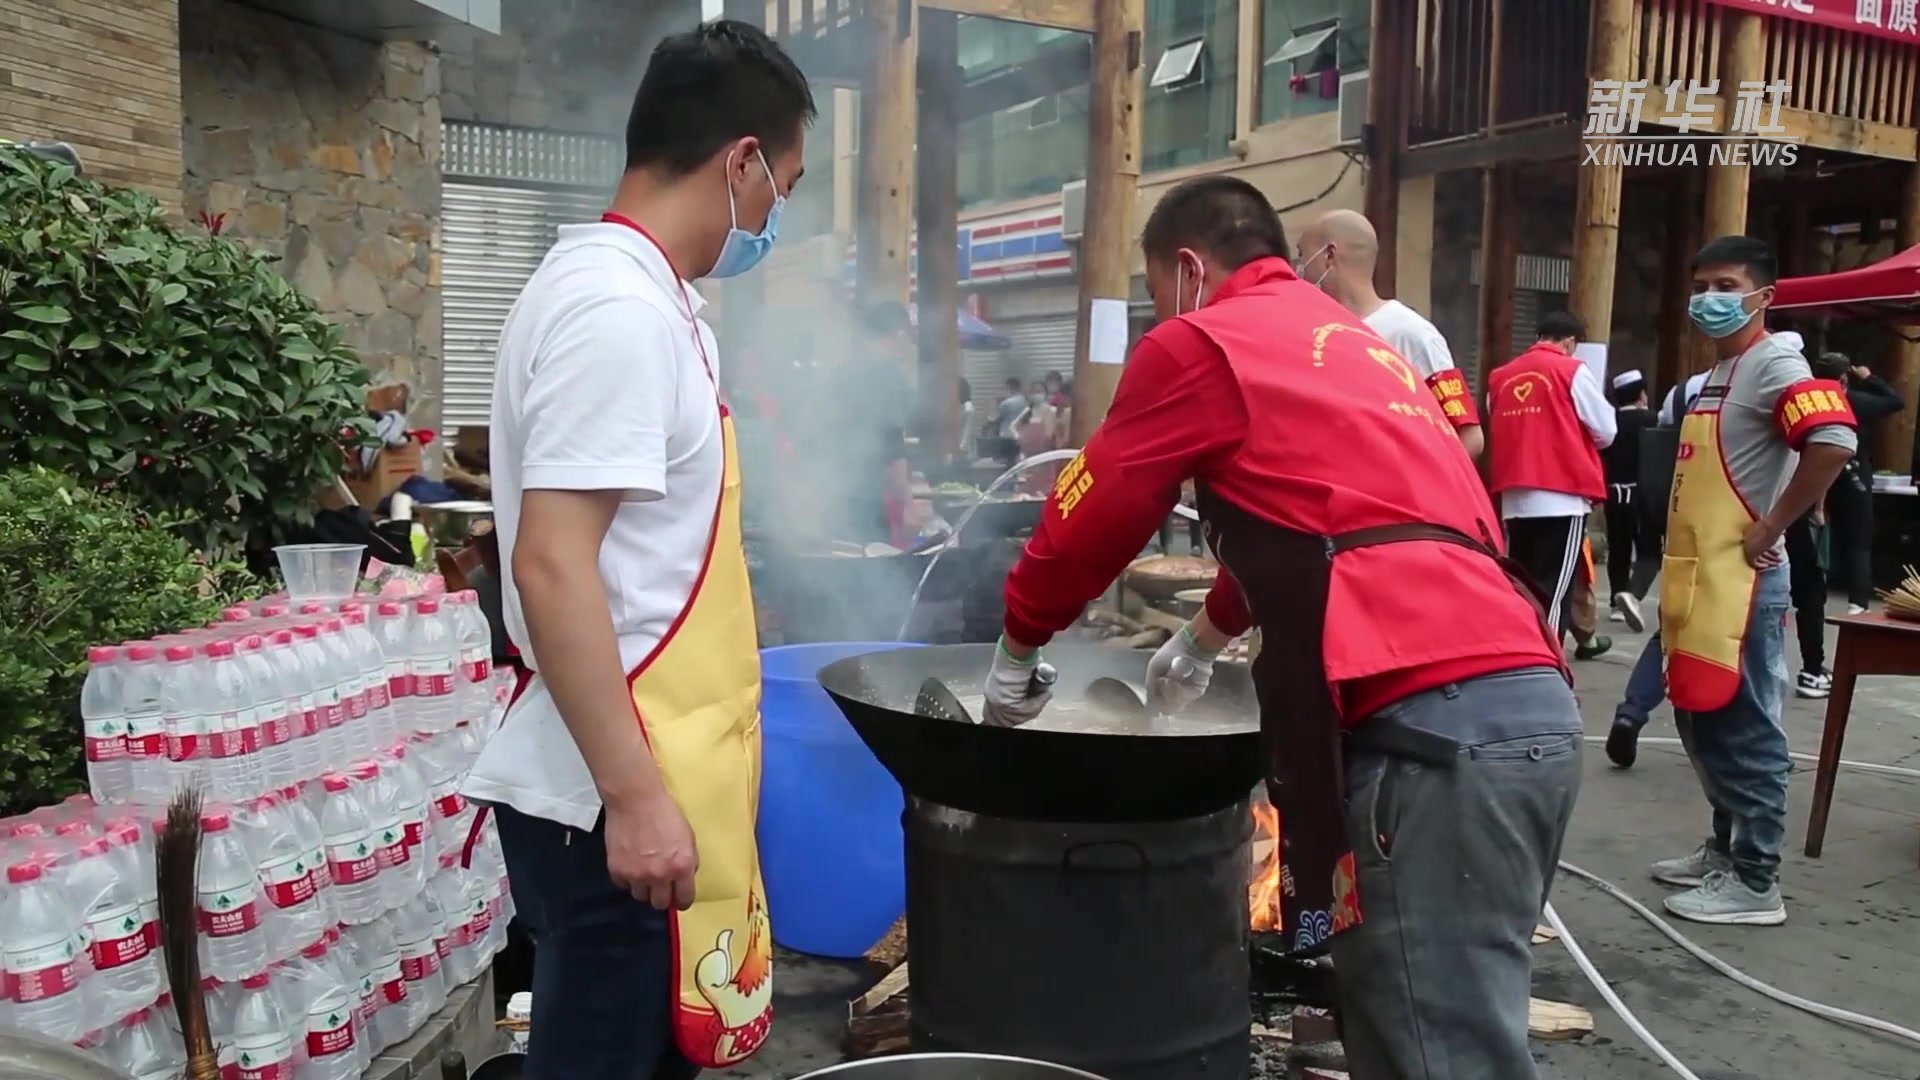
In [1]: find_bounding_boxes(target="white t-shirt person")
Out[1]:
[1363,299,1459,381]
[463,221,725,830]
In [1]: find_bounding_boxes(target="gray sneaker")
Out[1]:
[1650,842,1734,887]
[1662,869,1786,926]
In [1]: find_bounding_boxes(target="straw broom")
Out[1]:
[158,788,221,1080]
[1875,565,1920,621]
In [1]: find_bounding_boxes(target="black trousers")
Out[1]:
[1602,484,1661,600]
[1784,515,1826,674]
[1827,481,1875,608]
[1504,515,1585,634]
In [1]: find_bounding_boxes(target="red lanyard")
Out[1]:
[600,213,717,392]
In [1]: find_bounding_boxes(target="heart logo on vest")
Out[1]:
[1512,381,1535,403]
[1366,347,1417,393]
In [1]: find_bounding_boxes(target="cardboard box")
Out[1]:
[346,439,423,508]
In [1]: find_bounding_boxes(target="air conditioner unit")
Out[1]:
[1061,179,1087,242]
[1338,71,1369,147]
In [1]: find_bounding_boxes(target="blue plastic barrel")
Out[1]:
[757,642,921,958]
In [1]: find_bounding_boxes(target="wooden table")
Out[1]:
[1803,611,1920,858]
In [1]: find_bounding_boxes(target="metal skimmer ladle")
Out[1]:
[914,663,1058,727]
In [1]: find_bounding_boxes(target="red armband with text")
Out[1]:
[1426,370,1481,428]
[1773,379,1856,449]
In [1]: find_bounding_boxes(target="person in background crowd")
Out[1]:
[1656,235,1855,926]
[996,375,1028,439]
[1044,370,1069,409]
[1603,370,1660,631]
[1816,352,1903,613]
[1782,503,1830,698]
[1045,370,1074,445]
[956,377,976,461]
[1014,379,1061,494]
[1485,312,1617,634]
[1296,209,1485,458]
[984,175,1578,1078]
[1564,538,1612,660]
[464,21,811,1078]
[832,300,917,545]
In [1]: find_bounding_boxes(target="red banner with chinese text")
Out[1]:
[1705,0,1920,47]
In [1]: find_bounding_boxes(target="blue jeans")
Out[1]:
[1673,566,1792,890]
[1616,630,1667,728]
[494,805,700,1080]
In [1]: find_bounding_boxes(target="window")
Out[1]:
[1142,0,1237,172]
[1258,0,1370,126]
[1150,38,1207,89]
[955,18,1091,208]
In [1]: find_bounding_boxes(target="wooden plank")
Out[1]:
[864,915,909,969]
[853,962,911,1015]
[918,0,1094,32]
[1067,0,1144,441]
[1531,923,1560,945]
[1528,997,1594,1041]
[1399,120,1578,178]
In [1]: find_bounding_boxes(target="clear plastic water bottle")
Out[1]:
[1,859,88,1040]
[382,743,434,879]
[81,645,130,804]
[160,643,208,799]
[239,634,297,791]
[430,853,484,988]
[340,607,393,747]
[103,1004,188,1080]
[391,894,445,1033]
[263,631,319,782]
[292,624,346,768]
[407,598,457,733]
[315,617,371,762]
[197,810,269,982]
[413,732,467,855]
[288,938,362,1079]
[355,919,410,1051]
[351,761,413,913]
[317,774,383,925]
[450,591,492,726]
[71,836,163,1018]
[228,971,297,1080]
[204,640,266,803]
[372,603,413,738]
[244,793,328,960]
[274,786,335,926]
[330,924,382,1056]
[104,818,162,958]
[121,645,169,805]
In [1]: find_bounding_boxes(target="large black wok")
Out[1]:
[818,643,1260,823]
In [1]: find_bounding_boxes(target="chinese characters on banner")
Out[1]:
[1584,79,1793,136]
[1705,0,1920,46]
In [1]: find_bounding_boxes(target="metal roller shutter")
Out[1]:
[1001,315,1079,384]
[964,348,1010,419]
[439,183,607,437]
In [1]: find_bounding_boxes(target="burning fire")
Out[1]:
[1249,799,1283,932]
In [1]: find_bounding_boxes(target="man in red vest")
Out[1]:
[1485,313,1617,636]
[980,176,1581,1079]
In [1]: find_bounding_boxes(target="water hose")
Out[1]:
[1547,741,1920,1076]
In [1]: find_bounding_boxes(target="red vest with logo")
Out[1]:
[1486,344,1607,501]
[1178,261,1555,688]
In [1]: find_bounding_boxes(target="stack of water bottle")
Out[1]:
[0,588,516,1079]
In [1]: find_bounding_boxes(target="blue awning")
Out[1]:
[908,304,1011,351]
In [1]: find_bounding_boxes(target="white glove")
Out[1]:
[1147,624,1219,715]
[982,638,1055,727]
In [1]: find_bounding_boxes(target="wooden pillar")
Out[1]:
[1069,0,1146,444]
[857,0,917,313]
[1476,165,1517,384]
[1655,171,1702,398]
[1883,165,1920,474]
[1232,0,1264,141]
[1569,0,1631,357]
[719,0,770,378]
[1363,0,1413,296]
[916,10,962,460]
[1692,10,1763,373]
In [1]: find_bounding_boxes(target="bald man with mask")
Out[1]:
[1298,210,1485,459]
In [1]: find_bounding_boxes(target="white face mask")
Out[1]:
[1299,244,1334,290]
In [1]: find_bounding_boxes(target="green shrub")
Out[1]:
[0,467,254,813]
[0,146,373,556]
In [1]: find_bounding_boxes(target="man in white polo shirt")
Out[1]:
[462,21,813,1079]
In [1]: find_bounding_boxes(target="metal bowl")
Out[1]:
[793,1054,1109,1079]
[0,1027,127,1079]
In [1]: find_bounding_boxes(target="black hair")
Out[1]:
[624,20,817,176]
[1612,377,1646,406]
[1044,371,1063,385]
[1814,352,1851,381]
[1141,175,1290,270]
[1691,235,1778,287]
[1537,311,1586,343]
[861,300,911,338]
[1005,376,1023,392]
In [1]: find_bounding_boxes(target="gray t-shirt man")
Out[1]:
[1702,333,1858,559]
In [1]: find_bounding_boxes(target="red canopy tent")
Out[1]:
[1772,243,1920,324]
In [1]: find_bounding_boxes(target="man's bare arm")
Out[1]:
[1762,443,1852,537]
[513,488,666,809]
[1457,423,1486,460]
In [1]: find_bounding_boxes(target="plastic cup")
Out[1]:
[275,544,367,600]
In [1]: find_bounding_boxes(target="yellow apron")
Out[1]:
[628,402,774,1067]
[1660,363,1757,713]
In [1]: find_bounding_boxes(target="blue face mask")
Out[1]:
[709,149,783,279]
[1687,288,1763,339]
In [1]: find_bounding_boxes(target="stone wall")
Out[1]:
[0,0,183,206]
[178,0,443,428]
[439,0,699,139]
